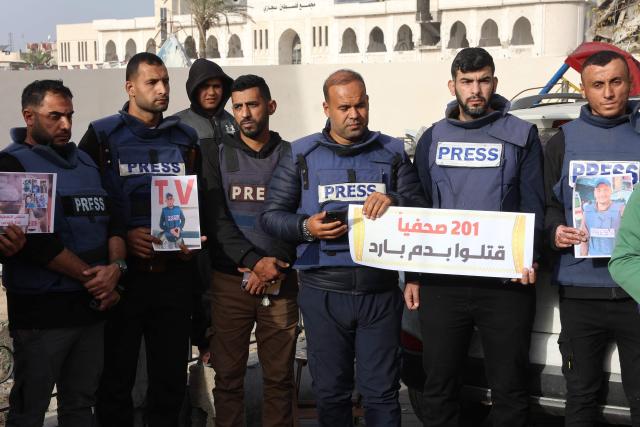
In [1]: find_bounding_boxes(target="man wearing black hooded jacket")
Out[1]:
[173,59,238,353]
[174,58,237,156]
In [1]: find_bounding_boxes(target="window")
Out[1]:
[319,26,322,46]
[512,17,533,45]
[260,30,263,50]
[265,30,269,49]
[313,26,316,47]
[325,26,328,46]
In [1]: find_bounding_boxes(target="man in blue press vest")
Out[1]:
[0,80,125,427]
[405,47,544,427]
[78,53,200,427]
[545,50,640,426]
[200,74,298,427]
[261,69,427,426]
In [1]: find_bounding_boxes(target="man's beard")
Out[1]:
[239,118,267,139]
[455,91,493,119]
[31,119,55,145]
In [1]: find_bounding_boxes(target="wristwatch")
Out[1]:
[302,219,315,242]
[113,258,128,276]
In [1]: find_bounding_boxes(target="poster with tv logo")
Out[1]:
[150,175,201,251]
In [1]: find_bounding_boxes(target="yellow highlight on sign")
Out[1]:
[511,215,526,273]
[352,207,365,261]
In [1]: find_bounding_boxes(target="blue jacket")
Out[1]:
[3,129,109,295]
[413,95,545,283]
[90,103,198,229]
[261,126,427,291]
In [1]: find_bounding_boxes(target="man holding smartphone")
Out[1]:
[200,74,298,427]
[261,69,426,426]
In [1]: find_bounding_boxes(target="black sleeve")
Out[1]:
[543,130,566,250]
[518,126,546,261]
[200,144,263,270]
[412,127,435,208]
[78,125,101,166]
[0,153,64,266]
[77,125,126,238]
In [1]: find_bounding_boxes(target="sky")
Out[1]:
[0,0,154,47]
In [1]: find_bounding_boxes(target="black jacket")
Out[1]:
[201,131,295,275]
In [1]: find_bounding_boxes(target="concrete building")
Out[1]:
[55,0,590,69]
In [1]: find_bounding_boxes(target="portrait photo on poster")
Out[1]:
[0,172,56,234]
[573,173,632,258]
[150,175,201,251]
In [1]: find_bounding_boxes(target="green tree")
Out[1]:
[22,49,53,69]
[186,0,250,59]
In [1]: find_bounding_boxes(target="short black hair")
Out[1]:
[166,193,174,199]
[231,74,271,101]
[450,47,495,79]
[323,69,366,101]
[126,52,165,81]
[582,50,629,78]
[21,80,73,109]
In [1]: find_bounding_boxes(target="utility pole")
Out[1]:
[8,32,13,51]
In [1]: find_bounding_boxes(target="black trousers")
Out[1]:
[559,297,640,427]
[7,322,105,427]
[96,267,193,427]
[419,284,535,427]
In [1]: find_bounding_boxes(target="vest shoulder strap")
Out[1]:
[221,143,240,173]
[90,115,125,173]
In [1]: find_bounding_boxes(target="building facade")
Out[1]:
[56,0,590,69]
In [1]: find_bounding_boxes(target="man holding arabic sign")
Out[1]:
[545,50,640,426]
[261,69,426,426]
[407,47,544,427]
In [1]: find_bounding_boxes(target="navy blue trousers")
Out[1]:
[298,284,403,427]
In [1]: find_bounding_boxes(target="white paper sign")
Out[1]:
[349,205,535,279]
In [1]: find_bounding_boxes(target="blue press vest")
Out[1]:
[91,111,197,229]
[554,105,640,287]
[2,137,109,295]
[293,131,404,269]
[427,111,533,211]
[219,141,289,256]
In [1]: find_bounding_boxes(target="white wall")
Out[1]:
[0,57,579,147]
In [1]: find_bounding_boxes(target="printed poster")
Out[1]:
[151,175,201,252]
[0,172,56,233]
[573,174,632,258]
[349,205,535,279]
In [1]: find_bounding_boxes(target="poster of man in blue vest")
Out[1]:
[573,174,631,257]
[151,175,201,251]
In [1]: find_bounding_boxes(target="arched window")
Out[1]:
[125,39,137,62]
[184,36,197,59]
[395,25,414,51]
[146,38,156,54]
[278,29,301,64]
[206,35,220,58]
[367,27,387,53]
[479,19,500,47]
[340,28,359,54]
[105,40,118,62]
[512,17,534,45]
[228,34,243,58]
[447,21,469,49]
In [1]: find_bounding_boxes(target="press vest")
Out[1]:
[427,112,533,212]
[293,132,404,269]
[2,138,109,295]
[91,111,197,229]
[220,141,290,257]
[554,105,640,287]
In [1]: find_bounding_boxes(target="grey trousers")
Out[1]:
[7,321,105,427]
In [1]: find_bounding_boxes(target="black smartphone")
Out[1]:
[323,210,347,224]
